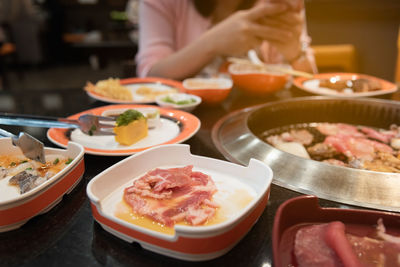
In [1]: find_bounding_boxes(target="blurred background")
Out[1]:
[0,0,399,116]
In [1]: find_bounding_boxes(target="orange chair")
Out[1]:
[0,43,17,90]
[311,44,357,73]
[0,43,16,56]
[395,26,400,86]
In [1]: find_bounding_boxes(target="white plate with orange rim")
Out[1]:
[293,73,398,97]
[47,104,201,156]
[86,77,185,104]
[86,144,273,261]
[0,139,85,232]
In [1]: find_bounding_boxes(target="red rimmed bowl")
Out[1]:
[0,139,85,232]
[182,77,232,105]
[86,144,272,261]
[228,63,289,96]
[272,195,400,267]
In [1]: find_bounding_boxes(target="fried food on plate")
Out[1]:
[85,78,133,101]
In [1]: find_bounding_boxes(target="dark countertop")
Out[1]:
[0,85,398,267]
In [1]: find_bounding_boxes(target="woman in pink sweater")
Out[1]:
[135,0,316,79]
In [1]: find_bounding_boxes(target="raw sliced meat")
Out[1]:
[294,220,400,267]
[294,223,342,267]
[324,135,393,161]
[124,165,218,227]
[324,222,362,267]
[360,127,393,144]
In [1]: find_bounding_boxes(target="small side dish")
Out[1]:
[182,77,232,105]
[0,139,85,232]
[155,93,201,112]
[228,63,289,95]
[84,78,133,101]
[87,144,272,261]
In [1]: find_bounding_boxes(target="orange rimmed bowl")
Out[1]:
[0,140,85,232]
[86,144,272,261]
[182,77,232,105]
[228,63,289,96]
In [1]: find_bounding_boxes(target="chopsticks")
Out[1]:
[227,57,314,79]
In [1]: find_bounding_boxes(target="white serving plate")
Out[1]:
[86,144,272,261]
[0,139,85,232]
[293,73,398,98]
[47,104,201,156]
[86,77,184,104]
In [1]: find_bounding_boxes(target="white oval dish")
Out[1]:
[85,77,184,104]
[293,73,398,98]
[47,104,201,156]
[86,144,273,261]
[0,139,85,232]
[155,93,201,112]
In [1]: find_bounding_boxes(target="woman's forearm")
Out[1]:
[147,33,219,80]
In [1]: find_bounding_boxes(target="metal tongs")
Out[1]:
[0,128,46,163]
[0,112,115,136]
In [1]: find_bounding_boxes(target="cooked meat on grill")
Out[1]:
[263,122,400,173]
[321,159,348,167]
[307,143,340,160]
[266,129,313,146]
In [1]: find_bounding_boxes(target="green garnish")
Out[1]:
[88,125,97,136]
[65,158,73,164]
[162,96,196,105]
[53,158,59,165]
[25,167,33,170]
[10,162,16,166]
[20,160,28,164]
[116,109,145,126]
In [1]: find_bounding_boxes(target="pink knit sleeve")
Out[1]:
[135,0,176,77]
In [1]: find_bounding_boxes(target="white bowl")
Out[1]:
[86,144,272,261]
[155,93,201,112]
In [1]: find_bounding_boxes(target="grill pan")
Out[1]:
[212,96,400,212]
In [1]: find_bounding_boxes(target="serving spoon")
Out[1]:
[0,128,45,164]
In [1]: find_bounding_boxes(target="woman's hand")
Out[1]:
[203,2,292,57]
[259,10,305,62]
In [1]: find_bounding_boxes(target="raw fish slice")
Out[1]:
[9,171,40,194]
[0,167,7,179]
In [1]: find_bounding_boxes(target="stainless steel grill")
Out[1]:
[212,96,400,212]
